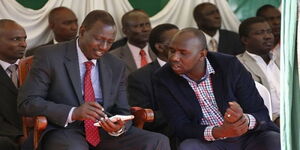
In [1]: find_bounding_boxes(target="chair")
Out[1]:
[254,81,273,119]
[18,56,154,150]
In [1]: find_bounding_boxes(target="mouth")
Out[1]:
[171,63,183,73]
[263,41,274,48]
[95,51,104,57]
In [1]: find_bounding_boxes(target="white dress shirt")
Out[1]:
[0,59,19,77]
[127,42,152,68]
[247,51,280,117]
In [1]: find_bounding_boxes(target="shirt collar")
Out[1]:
[0,59,20,71]
[127,42,149,52]
[203,30,220,45]
[76,38,97,65]
[181,58,215,84]
[157,57,166,67]
[246,51,276,62]
[53,38,59,44]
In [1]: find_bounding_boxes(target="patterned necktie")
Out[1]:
[84,61,100,147]
[7,64,18,88]
[209,38,218,52]
[139,49,148,67]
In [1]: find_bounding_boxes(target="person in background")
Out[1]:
[193,2,244,55]
[25,7,78,56]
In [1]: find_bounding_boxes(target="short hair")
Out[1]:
[81,10,115,31]
[48,7,74,24]
[177,27,207,50]
[193,3,214,23]
[121,9,148,27]
[256,4,277,17]
[149,23,178,56]
[239,17,267,38]
[0,19,18,34]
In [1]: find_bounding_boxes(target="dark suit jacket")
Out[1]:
[218,29,244,55]
[109,44,157,76]
[25,40,54,57]
[153,52,278,142]
[0,67,22,140]
[127,60,172,136]
[109,37,127,51]
[18,39,132,142]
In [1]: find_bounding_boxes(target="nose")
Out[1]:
[71,23,78,31]
[19,40,27,48]
[169,51,180,62]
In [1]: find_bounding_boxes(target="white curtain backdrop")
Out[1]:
[0,0,240,50]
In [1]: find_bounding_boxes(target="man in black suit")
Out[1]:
[18,10,170,150]
[193,2,244,55]
[127,23,179,149]
[153,28,280,150]
[25,7,78,56]
[0,19,27,150]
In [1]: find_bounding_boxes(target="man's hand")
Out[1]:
[98,118,125,133]
[224,101,243,123]
[213,114,249,139]
[72,102,106,122]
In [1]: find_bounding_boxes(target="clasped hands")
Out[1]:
[72,102,125,133]
[212,101,249,139]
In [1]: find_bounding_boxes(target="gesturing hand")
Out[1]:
[224,101,244,123]
[72,101,106,122]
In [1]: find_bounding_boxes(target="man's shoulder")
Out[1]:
[219,29,239,36]
[129,61,159,79]
[109,45,129,56]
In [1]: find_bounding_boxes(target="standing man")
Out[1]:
[18,10,170,150]
[110,9,156,76]
[256,5,281,63]
[0,19,27,150]
[25,7,78,56]
[237,17,280,126]
[153,28,280,150]
[127,23,179,149]
[193,2,244,55]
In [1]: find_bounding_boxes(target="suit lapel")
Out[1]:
[98,56,112,109]
[148,47,157,61]
[64,41,84,104]
[0,67,17,94]
[121,45,137,71]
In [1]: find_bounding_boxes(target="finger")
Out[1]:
[88,101,104,110]
[226,108,241,119]
[228,102,243,113]
[87,105,106,118]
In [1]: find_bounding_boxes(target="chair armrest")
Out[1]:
[33,116,47,150]
[130,107,154,129]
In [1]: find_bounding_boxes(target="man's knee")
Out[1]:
[246,131,280,150]
[179,139,204,150]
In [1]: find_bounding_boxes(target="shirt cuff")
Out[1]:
[64,107,76,127]
[245,114,256,130]
[204,126,216,141]
[108,126,126,136]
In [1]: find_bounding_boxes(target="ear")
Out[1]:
[79,26,85,37]
[155,43,164,54]
[240,36,248,46]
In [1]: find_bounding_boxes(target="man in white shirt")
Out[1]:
[110,9,156,76]
[0,19,27,150]
[193,3,244,55]
[237,17,280,126]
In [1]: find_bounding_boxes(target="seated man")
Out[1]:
[193,2,244,55]
[153,27,280,150]
[110,9,156,76]
[25,7,78,56]
[237,17,280,126]
[127,23,179,149]
[0,19,27,150]
[18,10,170,150]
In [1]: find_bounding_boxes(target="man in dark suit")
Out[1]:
[153,28,280,150]
[18,10,170,150]
[25,7,78,56]
[193,2,244,55]
[0,19,27,150]
[127,23,179,149]
[110,9,156,76]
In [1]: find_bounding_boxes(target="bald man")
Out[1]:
[0,19,27,150]
[25,7,78,56]
[153,27,280,150]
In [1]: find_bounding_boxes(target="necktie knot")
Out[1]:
[139,49,148,67]
[7,64,17,73]
[7,64,18,87]
[85,61,94,72]
[209,38,218,52]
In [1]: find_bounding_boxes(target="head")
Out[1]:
[256,5,281,44]
[169,27,207,79]
[122,9,152,48]
[193,3,221,32]
[48,7,78,42]
[0,19,27,64]
[239,17,274,56]
[149,24,179,61]
[78,10,116,60]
